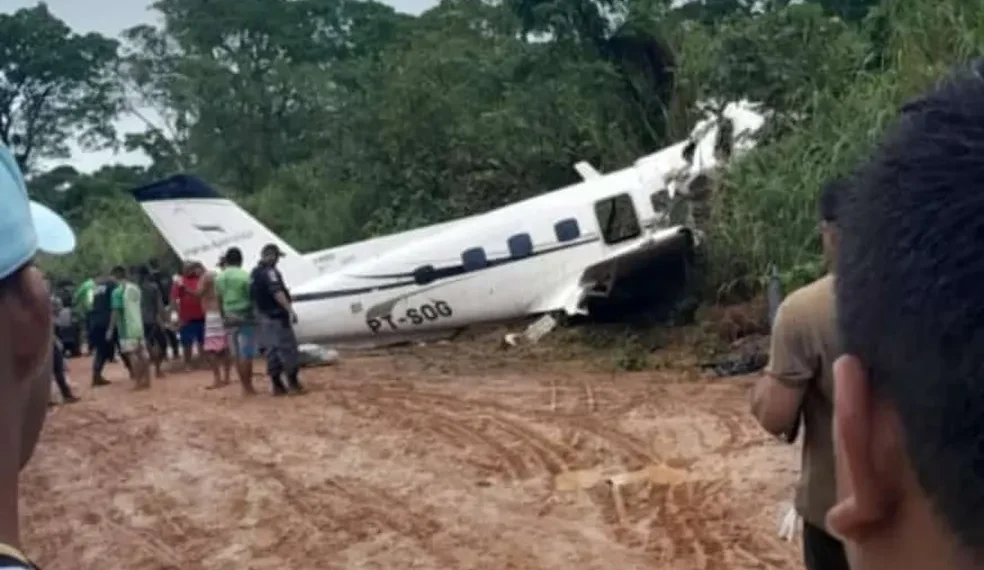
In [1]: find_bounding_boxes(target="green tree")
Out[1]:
[0,2,122,171]
[121,0,411,192]
[674,2,868,137]
[30,163,168,281]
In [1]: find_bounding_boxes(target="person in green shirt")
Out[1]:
[73,277,95,354]
[216,247,257,395]
[73,277,95,312]
[107,265,150,389]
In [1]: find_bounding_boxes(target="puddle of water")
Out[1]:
[554,463,691,491]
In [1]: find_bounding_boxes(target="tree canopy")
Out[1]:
[12,0,984,299]
[0,2,121,170]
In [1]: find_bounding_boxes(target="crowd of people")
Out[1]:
[4,58,984,570]
[62,243,306,398]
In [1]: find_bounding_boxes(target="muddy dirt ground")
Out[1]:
[22,335,801,570]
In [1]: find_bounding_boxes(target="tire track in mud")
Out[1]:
[351,376,648,418]
[560,415,657,466]
[44,368,794,570]
[476,413,569,475]
[582,379,597,414]
[171,404,460,568]
[38,407,192,568]
[46,398,455,568]
[541,378,599,415]
[332,377,709,561]
[340,386,575,478]
[416,407,529,479]
[584,473,784,570]
[335,385,531,480]
[647,479,786,569]
[530,380,792,568]
[338,385,660,475]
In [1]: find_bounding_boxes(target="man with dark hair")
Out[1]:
[0,142,77,568]
[49,284,79,405]
[217,246,257,395]
[108,265,150,389]
[149,258,180,359]
[251,243,304,395]
[138,264,167,378]
[829,58,984,570]
[751,177,848,570]
[88,273,118,386]
[171,260,206,370]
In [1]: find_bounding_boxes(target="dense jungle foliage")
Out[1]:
[5,0,983,300]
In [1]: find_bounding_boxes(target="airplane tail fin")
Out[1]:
[130,175,319,285]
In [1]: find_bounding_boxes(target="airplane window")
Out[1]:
[594,193,641,245]
[507,233,533,258]
[554,219,580,242]
[413,264,436,285]
[462,247,487,271]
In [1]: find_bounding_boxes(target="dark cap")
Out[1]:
[261,243,287,257]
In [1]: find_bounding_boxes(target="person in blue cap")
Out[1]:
[0,144,76,569]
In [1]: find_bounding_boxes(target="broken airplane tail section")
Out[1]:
[131,175,319,286]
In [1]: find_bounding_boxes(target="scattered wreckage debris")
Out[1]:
[702,265,785,378]
[502,314,559,348]
[298,344,341,368]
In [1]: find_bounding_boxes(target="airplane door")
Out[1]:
[593,192,642,247]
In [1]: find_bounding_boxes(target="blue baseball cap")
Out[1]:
[0,145,76,280]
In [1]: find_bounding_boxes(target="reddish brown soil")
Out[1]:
[22,340,800,570]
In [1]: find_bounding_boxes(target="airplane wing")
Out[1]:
[528,226,694,316]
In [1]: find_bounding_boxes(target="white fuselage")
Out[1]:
[288,164,691,344]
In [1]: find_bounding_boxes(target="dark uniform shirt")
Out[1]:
[152,270,173,308]
[140,280,163,325]
[89,281,117,328]
[250,264,290,321]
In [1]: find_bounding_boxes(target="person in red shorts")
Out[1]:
[170,260,205,370]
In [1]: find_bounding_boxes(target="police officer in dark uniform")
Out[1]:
[88,275,118,386]
[250,243,304,395]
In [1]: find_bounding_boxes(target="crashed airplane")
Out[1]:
[130,101,766,348]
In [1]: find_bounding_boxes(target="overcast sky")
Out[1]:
[2,0,439,173]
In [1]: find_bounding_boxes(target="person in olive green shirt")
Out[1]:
[108,265,150,389]
[216,247,257,395]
